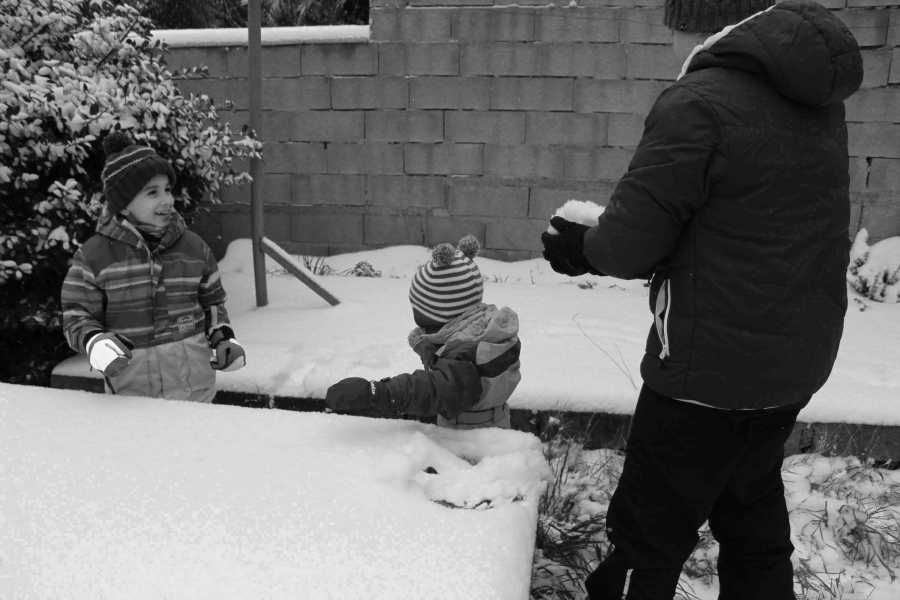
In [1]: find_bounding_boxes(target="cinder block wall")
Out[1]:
[168,1,900,261]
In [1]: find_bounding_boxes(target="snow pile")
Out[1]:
[847,229,900,303]
[0,384,550,600]
[547,200,605,234]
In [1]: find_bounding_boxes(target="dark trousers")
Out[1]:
[585,385,803,600]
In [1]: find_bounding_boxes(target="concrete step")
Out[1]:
[52,355,900,465]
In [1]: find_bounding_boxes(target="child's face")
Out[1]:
[121,174,173,228]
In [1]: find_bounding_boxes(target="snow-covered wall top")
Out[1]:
[152,25,369,47]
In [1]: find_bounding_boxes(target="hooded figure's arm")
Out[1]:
[383,358,483,420]
[583,85,727,280]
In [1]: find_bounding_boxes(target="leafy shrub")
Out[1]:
[131,0,368,29]
[0,0,262,385]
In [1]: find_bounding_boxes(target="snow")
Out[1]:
[151,25,369,48]
[53,239,900,425]
[848,229,900,303]
[0,385,550,599]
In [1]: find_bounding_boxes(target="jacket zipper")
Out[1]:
[655,279,672,360]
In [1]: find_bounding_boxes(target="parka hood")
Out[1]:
[683,0,863,106]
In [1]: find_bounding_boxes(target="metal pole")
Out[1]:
[248,0,267,307]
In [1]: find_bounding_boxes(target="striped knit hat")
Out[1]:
[665,0,774,32]
[101,131,176,215]
[409,235,484,327]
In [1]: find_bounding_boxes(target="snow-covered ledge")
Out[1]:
[151,24,369,48]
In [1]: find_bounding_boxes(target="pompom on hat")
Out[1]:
[101,131,176,215]
[409,235,484,328]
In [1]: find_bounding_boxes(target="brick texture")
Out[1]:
[486,219,546,251]
[364,214,426,245]
[166,48,228,77]
[265,142,328,174]
[290,212,364,244]
[262,78,330,110]
[332,77,409,109]
[534,8,619,43]
[460,43,543,76]
[889,9,900,46]
[484,145,565,178]
[367,175,447,208]
[844,87,900,122]
[565,147,634,180]
[366,111,444,142]
[379,43,460,75]
[542,43,626,78]
[301,44,379,76]
[849,123,900,158]
[289,111,365,142]
[529,185,617,218]
[425,218,486,246]
[372,8,453,42]
[890,48,900,84]
[619,8,671,44]
[625,44,682,80]
[449,183,529,216]
[848,157,868,192]
[608,113,646,147]
[847,0,898,7]
[491,78,574,111]
[290,175,366,205]
[581,0,663,6]
[404,143,484,175]
[452,8,535,41]
[445,111,526,144]
[219,174,292,205]
[226,46,302,78]
[868,159,900,190]
[175,78,248,110]
[326,143,405,175]
[855,191,900,241]
[525,112,608,146]
[574,79,669,114]
[834,9,889,47]
[860,49,892,87]
[409,77,491,109]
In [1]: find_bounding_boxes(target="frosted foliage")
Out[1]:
[847,229,900,303]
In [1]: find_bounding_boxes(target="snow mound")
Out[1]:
[847,229,900,303]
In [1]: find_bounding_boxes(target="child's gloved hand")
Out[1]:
[86,332,134,378]
[326,377,391,412]
[541,216,604,277]
[208,326,246,372]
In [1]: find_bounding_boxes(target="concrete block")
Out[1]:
[844,87,900,122]
[226,46,302,78]
[848,122,900,158]
[289,111,365,142]
[535,8,619,43]
[834,9,889,47]
[254,207,292,240]
[485,219,547,251]
[860,49,892,87]
[290,174,366,206]
[371,8,453,42]
[815,0,846,8]
[404,143,484,175]
[301,44,379,76]
[332,77,409,109]
[371,0,408,9]
[290,212,364,244]
[484,145,566,178]
[445,111,526,144]
[850,194,863,239]
[869,158,900,190]
[529,185,617,218]
[847,0,897,7]
[367,175,447,208]
[449,183,529,217]
[412,0,490,6]
[891,48,900,84]
[425,218,486,247]
[582,0,662,7]
[262,78,331,110]
[379,43,459,75]
[264,112,296,142]
[608,113,646,147]
[409,77,491,109]
[219,181,250,204]
[364,214,426,245]
[625,44,683,80]
[856,191,900,241]
[175,78,248,110]
[849,156,869,192]
[619,8,672,44]
[542,43,626,78]
[525,112,608,146]
[491,78,574,111]
[565,147,634,180]
[452,8,535,41]
[460,43,543,76]
[366,111,444,142]
[574,79,669,114]
[890,9,900,46]
[326,143,405,174]
[264,142,328,174]
[165,47,228,77]
[221,211,252,240]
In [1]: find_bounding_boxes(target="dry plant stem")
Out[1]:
[572,314,636,389]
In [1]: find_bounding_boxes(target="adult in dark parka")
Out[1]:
[541,0,863,597]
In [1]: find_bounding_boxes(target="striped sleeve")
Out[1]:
[198,242,231,333]
[61,249,105,354]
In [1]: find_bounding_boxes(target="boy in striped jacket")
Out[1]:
[325,236,521,429]
[61,131,245,403]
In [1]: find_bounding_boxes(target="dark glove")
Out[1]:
[86,332,134,378]
[326,377,391,412]
[208,326,246,372]
[541,216,603,277]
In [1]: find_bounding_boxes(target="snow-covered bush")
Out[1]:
[847,229,900,303]
[0,0,262,385]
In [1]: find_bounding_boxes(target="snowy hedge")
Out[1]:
[0,0,262,384]
[847,229,900,304]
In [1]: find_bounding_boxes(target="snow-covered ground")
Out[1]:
[57,239,900,425]
[0,385,549,599]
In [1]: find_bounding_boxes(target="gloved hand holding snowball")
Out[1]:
[541,200,606,277]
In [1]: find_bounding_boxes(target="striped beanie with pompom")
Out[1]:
[101,130,176,215]
[409,235,484,327]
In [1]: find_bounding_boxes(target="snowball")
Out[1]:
[547,200,605,234]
